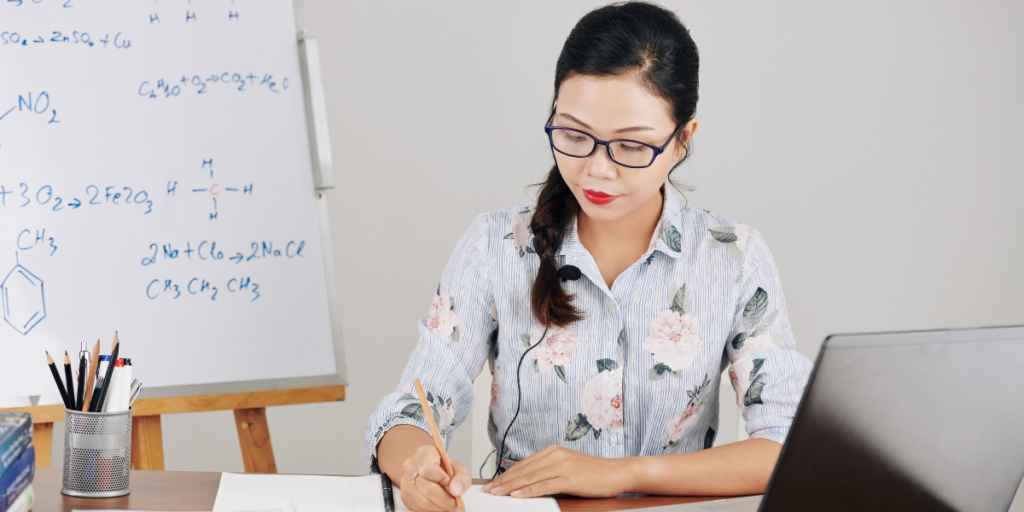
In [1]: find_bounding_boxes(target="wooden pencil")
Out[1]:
[413,379,465,512]
[82,339,101,412]
[45,351,72,409]
[63,351,76,410]
[93,333,119,412]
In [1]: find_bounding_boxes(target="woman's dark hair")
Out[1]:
[530,1,699,328]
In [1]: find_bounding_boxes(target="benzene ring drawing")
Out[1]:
[2,254,46,335]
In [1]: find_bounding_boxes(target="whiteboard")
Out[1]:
[0,0,344,398]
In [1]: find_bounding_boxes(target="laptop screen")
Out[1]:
[762,326,1024,512]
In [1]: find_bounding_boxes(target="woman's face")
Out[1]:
[552,73,697,224]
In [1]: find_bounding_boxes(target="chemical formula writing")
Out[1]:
[139,73,289,99]
[0,183,153,215]
[1,30,131,49]
[146,276,260,302]
[141,239,306,266]
[167,159,253,220]
[0,91,59,124]
[16,229,57,257]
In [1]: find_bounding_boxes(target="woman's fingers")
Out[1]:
[397,445,468,512]
[485,446,559,493]
[415,465,456,510]
[400,470,449,512]
[448,459,472,497]
[489,461,564,496]
[509,476,567,499]
[415,475,458,512]
[417,459,452,489]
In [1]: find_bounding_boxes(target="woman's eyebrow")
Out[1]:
[557,113,655,134]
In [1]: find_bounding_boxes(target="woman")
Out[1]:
[366,2,812,510]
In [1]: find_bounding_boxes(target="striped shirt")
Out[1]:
[365,189,813,472]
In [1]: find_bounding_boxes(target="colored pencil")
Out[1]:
[413,379,465,512]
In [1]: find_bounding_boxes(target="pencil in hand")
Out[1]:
[46,351,72,410]
[413,379,466,512]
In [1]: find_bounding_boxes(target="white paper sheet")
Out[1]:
[211,473,560,512]
[394,485,560,512]
[213,473,386,512]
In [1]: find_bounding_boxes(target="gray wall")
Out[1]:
[47,0,1024,506]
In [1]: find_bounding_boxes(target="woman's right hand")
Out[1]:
[398,444,470,512]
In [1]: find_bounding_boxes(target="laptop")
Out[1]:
[650,325,1024,512]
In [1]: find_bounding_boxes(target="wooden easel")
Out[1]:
[0,385,345,473]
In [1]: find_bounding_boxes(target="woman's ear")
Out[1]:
[673,117,699,161]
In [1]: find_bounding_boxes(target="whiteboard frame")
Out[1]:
[127,0,348,400]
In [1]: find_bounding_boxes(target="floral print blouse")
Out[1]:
[365,189,813,472]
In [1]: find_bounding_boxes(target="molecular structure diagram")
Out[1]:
[167,158,253,221]
[1,253,46,335]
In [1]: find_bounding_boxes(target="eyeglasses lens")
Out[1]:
[551,128,595,157]
[607,141,655,167]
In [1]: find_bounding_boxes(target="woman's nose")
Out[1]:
[583,144,618,180]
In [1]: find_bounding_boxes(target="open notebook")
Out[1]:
[211,473,560,512]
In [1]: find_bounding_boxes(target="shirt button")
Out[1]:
[609,436,618,446]
[609,303,618,314]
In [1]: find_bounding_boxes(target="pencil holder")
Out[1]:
[61,407,132,498]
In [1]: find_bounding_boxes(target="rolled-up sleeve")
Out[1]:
[724,228,813,446]
[365,213,494,468]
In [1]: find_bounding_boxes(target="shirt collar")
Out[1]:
[557,181,685,261]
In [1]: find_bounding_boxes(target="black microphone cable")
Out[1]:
[490,263,578,478]
[492,326,547,479]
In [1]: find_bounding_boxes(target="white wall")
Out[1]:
[30,0,1024,507]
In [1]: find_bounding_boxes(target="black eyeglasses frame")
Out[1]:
[543,119,682,169]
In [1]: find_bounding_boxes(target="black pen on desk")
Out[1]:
[94,335,119,412]
[64,351,76,410]
[77,342,89,411]
[46,351,72,409]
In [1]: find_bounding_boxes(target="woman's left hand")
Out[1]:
[482,445,636,498]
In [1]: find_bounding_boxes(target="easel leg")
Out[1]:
[32,422,53,469]
[234,407,277,474]
[132,415,166,470]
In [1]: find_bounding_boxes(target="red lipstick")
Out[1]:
[583,189,618,206]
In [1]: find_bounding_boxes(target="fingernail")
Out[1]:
[490,485,502,494]
[451,481,463,495]
[482,482,492,492]
[511,490,522,497]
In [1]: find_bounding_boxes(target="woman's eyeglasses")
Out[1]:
[544,120,681,169]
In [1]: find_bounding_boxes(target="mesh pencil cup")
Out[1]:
[61,407,132,498]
